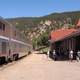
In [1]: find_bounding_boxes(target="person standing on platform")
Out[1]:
[47,50,50,59]
[69,50,73,62]
[76,50,80,62]
[53,50,56,60]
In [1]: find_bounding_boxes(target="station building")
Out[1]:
[50,20,80,59]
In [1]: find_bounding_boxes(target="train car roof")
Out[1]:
[0,17,13,27]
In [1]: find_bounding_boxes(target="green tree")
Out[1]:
[32,31,49,50]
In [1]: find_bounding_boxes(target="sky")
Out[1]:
[0,0,80,18]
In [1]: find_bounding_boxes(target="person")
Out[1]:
[76,50,80,62]
[53,50,56,60]
[47,50,50,59]
[69,50,73,62]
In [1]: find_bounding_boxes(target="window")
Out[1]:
[14,30,16,36]
[3,24,5,31]
[0,22,2,30]
[0,22,5,31]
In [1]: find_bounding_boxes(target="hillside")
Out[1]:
[6,11,80,26]
[6,11,80,46]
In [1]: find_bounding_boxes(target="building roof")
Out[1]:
[50,28,76,43]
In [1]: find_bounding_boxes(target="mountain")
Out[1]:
[6,11,80,43]
[6,11,80,26]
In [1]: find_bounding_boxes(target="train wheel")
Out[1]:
[8,58,13,62]
[13,55,15,61]
[15,54,19,61]
[0,57,6,64]
[13,54,19,61]
[0,58,2,64]
[28,51,31,55]
[5,57,9,64]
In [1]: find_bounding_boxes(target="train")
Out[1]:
[0,17,32,63]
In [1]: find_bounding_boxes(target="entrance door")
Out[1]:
[76,36,80,51]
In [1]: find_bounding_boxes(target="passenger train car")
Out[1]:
[0,17,32,63]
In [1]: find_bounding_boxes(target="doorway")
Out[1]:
[75,36,80,51]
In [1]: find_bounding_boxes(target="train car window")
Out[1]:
[0,22,5,31]
[0,22,2,30]
[14,30,16,36]
[3,24,5,31]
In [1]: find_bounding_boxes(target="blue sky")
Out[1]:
[0,0,80,18]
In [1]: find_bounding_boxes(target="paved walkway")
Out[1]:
[0,52,80,80]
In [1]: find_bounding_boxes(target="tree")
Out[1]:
[32,31,49,50]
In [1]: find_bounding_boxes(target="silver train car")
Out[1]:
[0,18,32,63]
